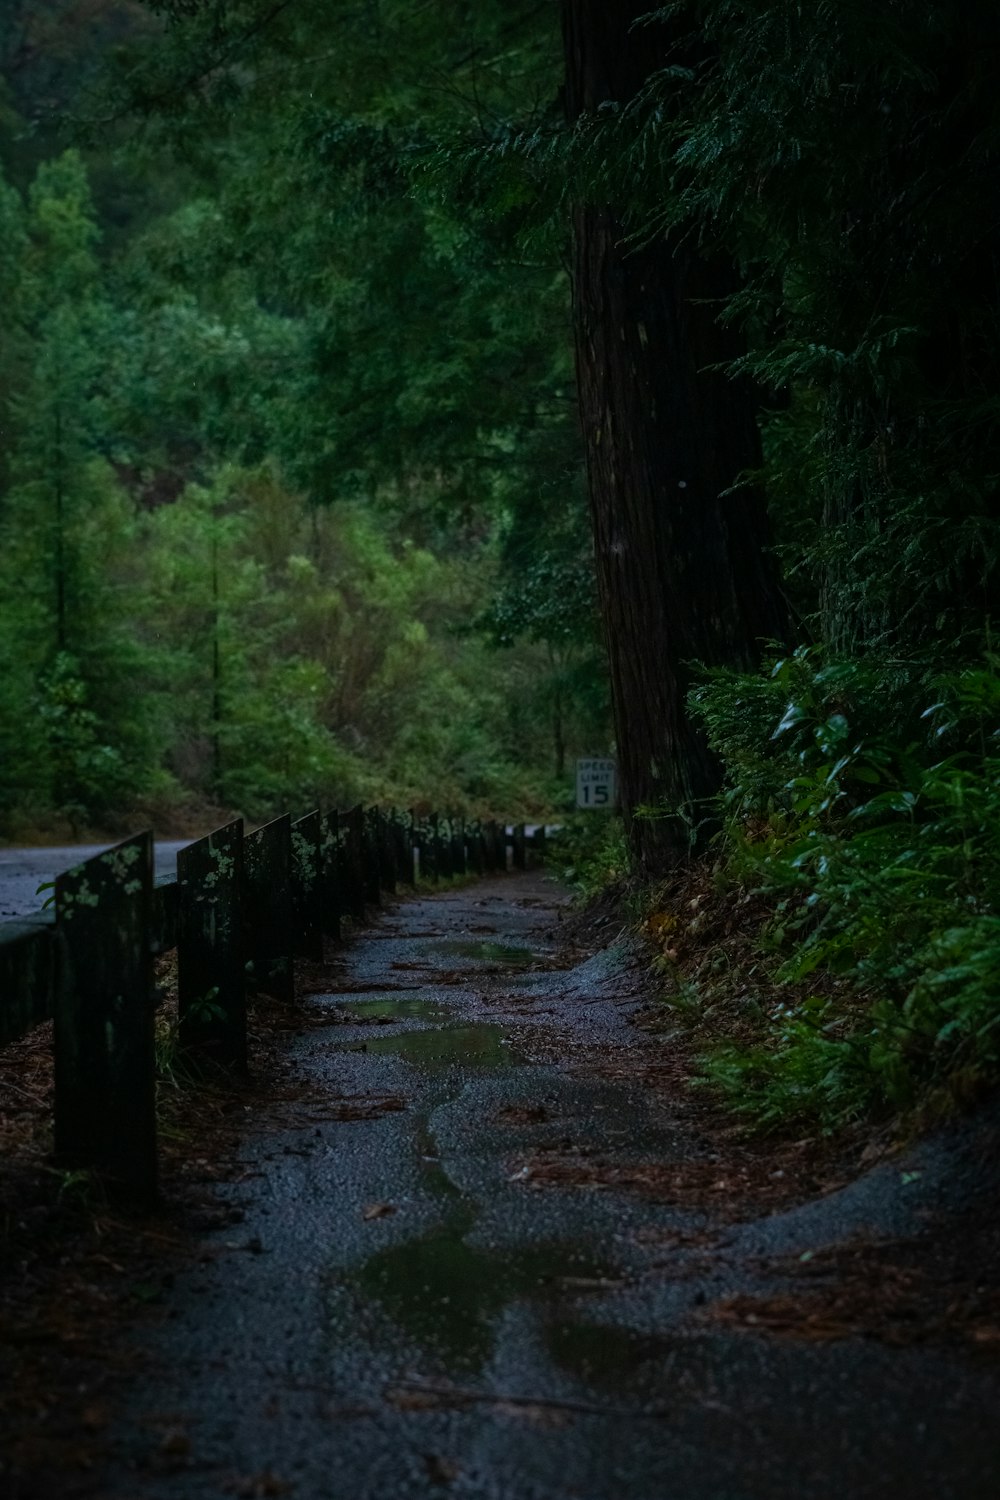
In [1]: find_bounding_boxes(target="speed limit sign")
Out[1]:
[576,757,617,809]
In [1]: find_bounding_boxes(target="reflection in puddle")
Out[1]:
[546,1321,676,1390]
[343,997,454,1023]
[428,940,543,967]
[355,1022,526,1069]
[415,1115,462,1201]
[349,1217,615,1370]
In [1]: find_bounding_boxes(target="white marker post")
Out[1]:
[576,757,617,810]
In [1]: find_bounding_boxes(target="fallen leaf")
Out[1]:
[224,1470,293,1497]
[389,1387,442,1411]
[493,1400,571,1428]
[362,1202,396,1221]
[384,1383,474,1412]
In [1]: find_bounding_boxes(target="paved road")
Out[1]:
[0,841,192,919]
[96,873,998,1499]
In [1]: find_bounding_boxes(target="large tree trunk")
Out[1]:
[563,0,788,876]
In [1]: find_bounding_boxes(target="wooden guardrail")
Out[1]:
[0,809,541,1202]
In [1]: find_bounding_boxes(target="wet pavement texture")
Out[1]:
[105,874,999,1499]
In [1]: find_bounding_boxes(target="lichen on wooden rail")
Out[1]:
[243,814,294,1005]
[53,832,158,1202]
[292,810,324,962]
[178,818,246,1070]
[321,809,342,945]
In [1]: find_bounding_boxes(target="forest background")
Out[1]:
[0,0,608,838]
[3,0,1000,1128]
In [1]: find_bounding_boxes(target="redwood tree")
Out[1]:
[562,0,788,875]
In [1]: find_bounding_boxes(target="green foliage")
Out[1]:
[477,552,597,651]
[134,469,572,821]
[691,652,1000,1125]
[0,18,608,836]
[36,654,130,826]
[548,815,628,899]
[0,150,166,826]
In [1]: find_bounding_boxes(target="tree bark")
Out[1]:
[562,0,788,876]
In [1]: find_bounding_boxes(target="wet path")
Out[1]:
[106,874,999,1499]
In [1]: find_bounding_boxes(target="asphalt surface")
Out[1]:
[102,874,1000,1499]
[0,842,192,919]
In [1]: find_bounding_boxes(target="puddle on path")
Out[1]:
[427,940,544,967]
[414,1115,463,1202]
[348,1214,616,1371]
[342,997,454,1023]
[546,1320,677,1391]
[355,1022,526,1070]
[335,1099,617,1373]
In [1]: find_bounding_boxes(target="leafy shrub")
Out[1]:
[688,650,1000,1125]
[548,813,628,898]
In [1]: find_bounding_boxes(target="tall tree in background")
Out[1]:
[0,150,157,826]
[562,0,788,875]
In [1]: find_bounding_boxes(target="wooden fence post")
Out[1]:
[243,815,294,1003]
[321,809,342,944]
[363,807,383,907]
[53,832,157,1201]
[451,816,467,877]
[468,819,485,876]
[379,808,397,896]
[177,819,246,1070]
[437,816,453,879]
[343,805,366,922]
[395,809,415,887]
[512,823,526,871]
[292,810,325,961]
[420,814,438,882]
[0,918,55,1049]
[531,823,547,865]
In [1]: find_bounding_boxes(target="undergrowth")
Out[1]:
[548,813,628,898]
[645,648,1000,1132]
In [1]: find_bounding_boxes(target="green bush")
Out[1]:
[548,813,628,898]
[689,650,1000,1126]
